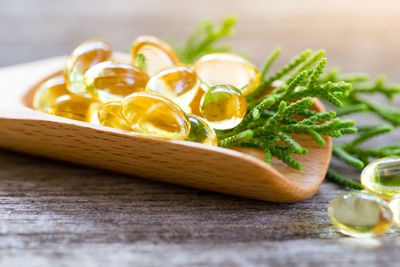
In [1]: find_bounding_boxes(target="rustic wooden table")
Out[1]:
[1,0,400,266]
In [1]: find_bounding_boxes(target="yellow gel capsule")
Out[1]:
[389,196,400,227]
[200,85,247,130]
[65,39,112,94]
[33,75,69,113]
[49,94,100,122]
[361,157,400,199]
[84,61,149,102]
[186,115,218,146]
[145,66,200,113]
[328,191,393,238]
[98,101,132,131]
[122,92,190,140]
[194,53,261,96]
[131,35,181,77]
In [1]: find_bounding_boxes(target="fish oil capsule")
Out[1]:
[33,75,69,113]
[98,101,132,131]
[328,191,393,237]
[361,157,400,199]
[65,39,112,94]
[200,85,247,130]
[145,66,200,113]
[186,115,218,146]
[131,35,181,77]
[84,61,149,102]
[389,196,400,227]
[194,53,261,96]
[122,92,190,140]
[49,94,100,123]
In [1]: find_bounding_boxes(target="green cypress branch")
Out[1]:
[218,129,254,147]
[169,16,399,187]
[326,169,364,190]
[135,53,146,70]
[173,16,238,64]
[278,132,308,154]
[334,103,369,116]
[307,58,327,91]
[307,129,326,145]
[344,125,393,148]
[260,47,281,79]
[361,99,400,126]
[246,49,312,101]
[286,50,325,84]
[332,144,365,168]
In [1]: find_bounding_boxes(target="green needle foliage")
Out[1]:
[217,50,356,170]
[320,69,400,189]
[169,16,399,189]
[135,53,146,70]
[172,16,238,64]
[325,169,364,190]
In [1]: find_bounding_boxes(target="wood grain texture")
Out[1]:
[1,149,400,267]
[0,0,400,266]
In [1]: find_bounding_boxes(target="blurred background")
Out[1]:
[1,0,400,81]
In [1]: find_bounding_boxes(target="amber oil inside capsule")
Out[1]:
[361,157,400,199]
[131,35,180,77]
[328,191,393,237]
[122,92,190,140]
[65,39,112,94]
[49,94,100,122]
[200,85,247,130]
[194,53,261,96]
[84,61,149,102]
[145,66,200,113]
[33,75,69,113]
[186,115,218,146]
[98,101,132,131]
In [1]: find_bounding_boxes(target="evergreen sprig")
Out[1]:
[325,169,364,190]
[169,16,399,188]
[320,69,400,190]
[135,53,146,70]
[218,52,356,170]
[173,16,238,64]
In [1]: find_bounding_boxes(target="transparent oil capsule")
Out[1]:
[186,115,218,146]
[193,53,261,96]
[33,75,69,113]
[131,35,181,77]
[84,61,149,102]
[200,85,247,130]
[389,195,400,227]
[122,92,190,140]
[49,94,100,122]
[65,39,112,94]
[145,65,200,113]
[98,101,132,130]
[328,191,393,237]
[361,157,400,199]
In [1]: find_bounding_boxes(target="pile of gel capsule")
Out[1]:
[33,37,261,145]
[328,156,400,237]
